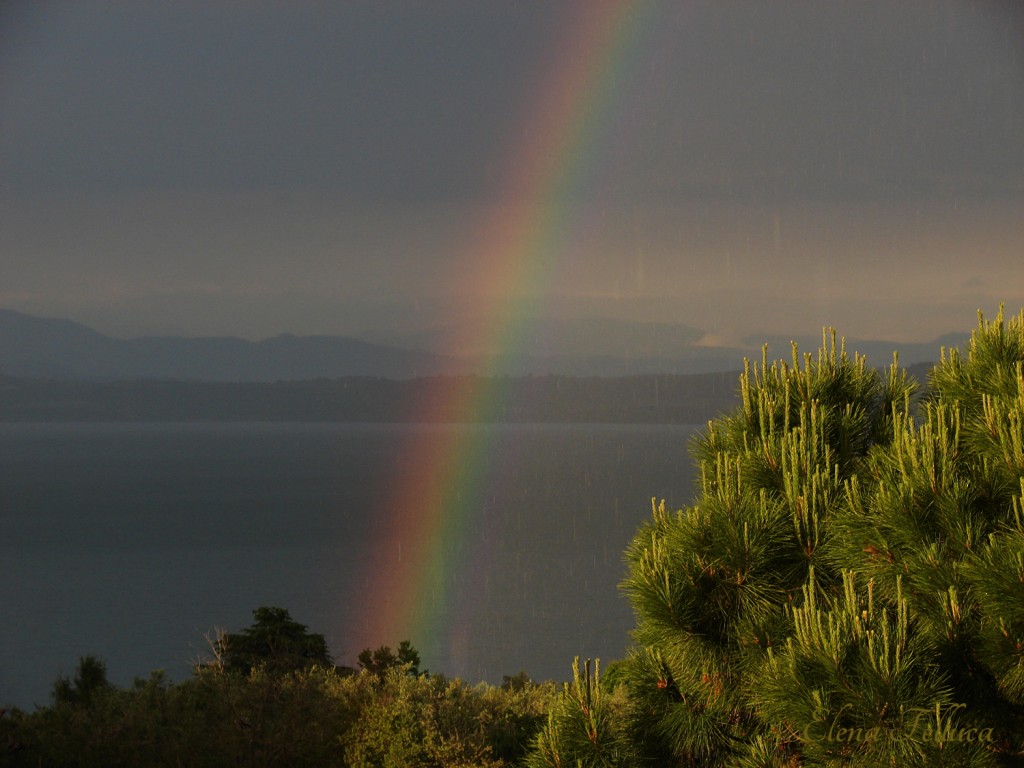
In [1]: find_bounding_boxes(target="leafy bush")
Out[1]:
[2,650,555,767]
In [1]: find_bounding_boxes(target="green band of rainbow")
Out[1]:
[350,1,656,673]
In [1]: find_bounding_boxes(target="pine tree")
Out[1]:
[525,658,631,768]
[529,308,1024,766]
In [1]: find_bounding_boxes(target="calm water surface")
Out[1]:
[0,422,699,708]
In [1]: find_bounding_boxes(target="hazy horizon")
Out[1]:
[3,2,1022,350]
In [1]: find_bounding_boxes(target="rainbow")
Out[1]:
[349,2,657,673]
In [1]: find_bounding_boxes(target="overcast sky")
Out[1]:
[2,1,1022,349]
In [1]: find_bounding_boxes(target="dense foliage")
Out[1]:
[528,308,1024,766]
[1,644,554,767]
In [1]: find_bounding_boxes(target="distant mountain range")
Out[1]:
[0,308,968,382]
[0,309,457,381]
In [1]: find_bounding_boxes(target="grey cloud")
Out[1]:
[2,1,1022,202]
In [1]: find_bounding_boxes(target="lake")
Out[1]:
[0,422,700,708]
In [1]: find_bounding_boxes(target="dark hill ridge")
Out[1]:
[0,309,744,379]
[0,309,463,381]
[0,362,943,424]
[0,309,747,379]
[0,309,121,378]
[0,308,969,382]
[0,372,743,423]
[363,315,708,359]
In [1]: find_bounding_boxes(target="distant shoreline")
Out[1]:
[0,372,745,425]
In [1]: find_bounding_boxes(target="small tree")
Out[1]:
[502,671,533,692]
[214,606,332,676]
[526,658,631,768]
[357,639,422,678]
[52,655,113,706]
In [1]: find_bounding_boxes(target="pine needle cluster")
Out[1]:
[530,308,1024,767]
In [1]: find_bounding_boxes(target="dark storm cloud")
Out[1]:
[607,1,1024,201]
[2,1,1022,202]
[0,2,560,198]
